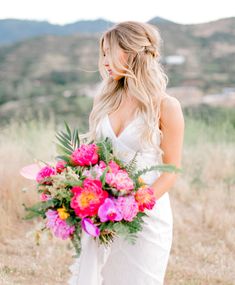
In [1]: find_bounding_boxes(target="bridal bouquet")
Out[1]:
[21,122,179,257]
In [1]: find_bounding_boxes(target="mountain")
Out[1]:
[0,18,114,45]
[0,16,235,123]
[148,16,177,25]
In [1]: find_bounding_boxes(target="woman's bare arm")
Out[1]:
[151,95,185,200]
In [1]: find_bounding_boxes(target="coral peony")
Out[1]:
[45,209,75,239]
[71,144,99,166]
[135,187,156,212]
[98,198,122,222]
[36,166,55,184]
[70,178,108,218]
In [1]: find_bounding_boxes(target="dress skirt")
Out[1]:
[68,191,173,285]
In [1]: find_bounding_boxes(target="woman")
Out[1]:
[69,21,184,285]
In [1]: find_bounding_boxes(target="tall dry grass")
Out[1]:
[0,112,235,284]
[0,116,56,239]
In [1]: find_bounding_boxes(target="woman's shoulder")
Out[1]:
[160,94,184,127]
[161,94,181,111]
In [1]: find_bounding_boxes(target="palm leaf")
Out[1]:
[56,144,72,156]
[55,121,81,157]
[55,134,74,151]
[55,155,71,163]
[72,128,80,149]
[64,121,72,137]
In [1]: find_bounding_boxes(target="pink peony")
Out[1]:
[55,160,67,173]
[98,198,123,222]
[108,160,120,174]
[105,170,134,194]
[36,166,55,184]
[70,178,108,218]
[83,160,107,179]
[45,209,75,240]
[81,218,100,237]
[71,144,99,166]
[114,195,139,222]
[135,187,156,212]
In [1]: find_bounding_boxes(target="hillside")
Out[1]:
[0,18,114,45]
[0,16,235,123]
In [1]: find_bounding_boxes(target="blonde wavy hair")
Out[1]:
[80,21,169,157]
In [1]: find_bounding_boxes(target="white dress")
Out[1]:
[68,113,173,285]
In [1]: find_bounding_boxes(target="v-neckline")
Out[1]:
[106,114,140,140]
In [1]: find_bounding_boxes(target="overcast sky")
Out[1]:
[0,0,234,25]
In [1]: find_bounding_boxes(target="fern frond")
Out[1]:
[134,164,182,179]
[125,150,139,175]
[71,227,82,257]
[96,137,113,163]
[22,199,56,220]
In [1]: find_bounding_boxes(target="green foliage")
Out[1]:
[22,199,57,220]
[49,71,79,85]
[96,137,113,163]
[71,226,82,257]
[120,212,146,236]
[97,212,147,246]
[113,223,138,245]
[99,166,109,187]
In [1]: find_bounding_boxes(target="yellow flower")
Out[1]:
[57,205,70,220]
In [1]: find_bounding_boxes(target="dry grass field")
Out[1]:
[0,114,234,285]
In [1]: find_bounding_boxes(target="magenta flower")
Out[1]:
[114,195,139,222]
[71,143,99,166]
[98,198,123,222]
[81,217,100,237]
[45,209,75,240]
[36,166,55,184]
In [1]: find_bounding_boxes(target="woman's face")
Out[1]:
[102,38,128,81]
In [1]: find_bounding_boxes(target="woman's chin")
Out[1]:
[111,74,123,81]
